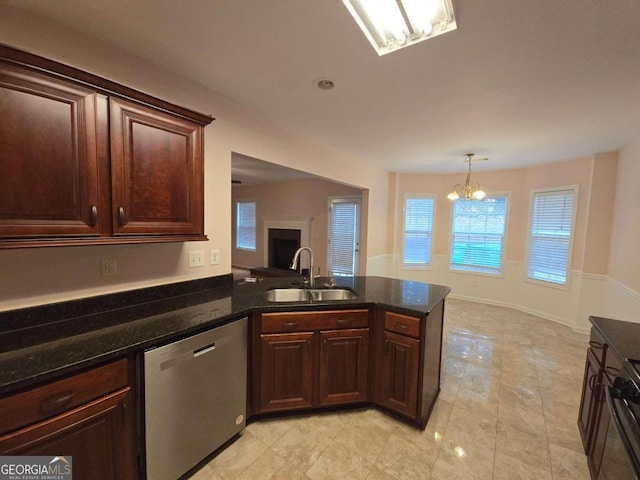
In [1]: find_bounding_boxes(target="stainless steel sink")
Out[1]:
[265,287,357,302]
[308,288,358,301]
[265,288,310,302]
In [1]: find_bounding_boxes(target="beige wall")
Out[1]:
[0,7,389,310]
[231,178,364,275]
[392,157,595,268]
[583,152,618,274]
[609,139,640,292]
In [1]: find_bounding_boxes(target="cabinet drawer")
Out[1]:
[0,358,128,435]
[261,309,369,333]
[385,312,421,339]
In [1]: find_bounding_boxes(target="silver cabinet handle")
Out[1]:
[118,207,125,226]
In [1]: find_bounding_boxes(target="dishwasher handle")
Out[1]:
[156,328,242,371]
[193,342,216,357]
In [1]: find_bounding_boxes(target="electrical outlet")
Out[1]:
[102,258,117,277]
[188,250,205,268]
[210,249,220,265]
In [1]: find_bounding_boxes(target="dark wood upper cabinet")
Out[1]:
[0,45,213,248]
[109,98,204,236]
[0,64,101,238]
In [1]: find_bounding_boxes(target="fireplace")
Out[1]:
[268,228,300,270]
[262,215,311,272]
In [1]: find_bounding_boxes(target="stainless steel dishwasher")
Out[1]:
[144,317,248,480]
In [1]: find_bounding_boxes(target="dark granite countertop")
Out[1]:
[0,275,450,395]
[590,315,640,387]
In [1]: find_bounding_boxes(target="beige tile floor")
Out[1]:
[188,299,592,480]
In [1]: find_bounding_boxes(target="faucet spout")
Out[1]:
[291,247,315,286]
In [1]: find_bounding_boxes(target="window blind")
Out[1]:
[450,196,507,274]
[329,201,358,276]
[236,201,256,250]
[403,197,434,267]
[527,189,576,285]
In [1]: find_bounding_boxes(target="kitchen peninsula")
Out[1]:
[0,275,449,479]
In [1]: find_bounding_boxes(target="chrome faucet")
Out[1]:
[291,247,315,286]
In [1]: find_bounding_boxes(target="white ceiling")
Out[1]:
[8,0,640,175]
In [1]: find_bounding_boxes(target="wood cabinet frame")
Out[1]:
[249,302,446,430]
[0,45,213,248]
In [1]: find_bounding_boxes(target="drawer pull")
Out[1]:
[282,322,298,328]
[39,390,76,415]
[336,319,350,325]
[589,340,603,349]
[395,323,409,330]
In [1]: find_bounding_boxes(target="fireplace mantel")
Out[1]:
[263,216,311,269]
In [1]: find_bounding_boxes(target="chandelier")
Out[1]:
[447,154,487,201]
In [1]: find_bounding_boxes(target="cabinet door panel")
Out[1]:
[318,328,369,406]
[259,332,315,412]
[0,389,136,480]
[0,64,100,237]
[110,97,203,235]
[377,331,420,417]
[578,349,601,452]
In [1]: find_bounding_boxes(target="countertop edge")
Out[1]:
[0,276,451,396]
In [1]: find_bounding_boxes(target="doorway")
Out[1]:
[328,197,361,276]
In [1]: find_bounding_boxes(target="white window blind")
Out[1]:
[329,200,359,276]
[403,196,434,267]
[236,200,256,250]
[450,196,507,274]
[527,189,576,285]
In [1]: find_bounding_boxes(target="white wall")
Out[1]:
[0,6,389,310]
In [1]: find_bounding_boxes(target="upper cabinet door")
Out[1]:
[109,98,204,236]
[0,64,101,238]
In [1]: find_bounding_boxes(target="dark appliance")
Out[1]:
[599,361,640,479]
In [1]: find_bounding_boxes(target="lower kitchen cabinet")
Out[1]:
[374,306,444,428]
[578,346,604,452]
[376,330,420,417]
[251,302,446,430]
[577,328,621,478]
[252,309,371,415]
[318,328,369,406]
[0,358,137,480]
[259,332,315,412]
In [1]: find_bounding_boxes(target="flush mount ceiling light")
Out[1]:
[341,0,456,55]
[447,153,487,201]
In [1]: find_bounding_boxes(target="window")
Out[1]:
[328,197,360,276]
[402,196,435,267]
[450,196,507,274]
[527,187,577,285]
[236,200,256,250]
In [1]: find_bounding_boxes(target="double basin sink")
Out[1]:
[266,287,357,303]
